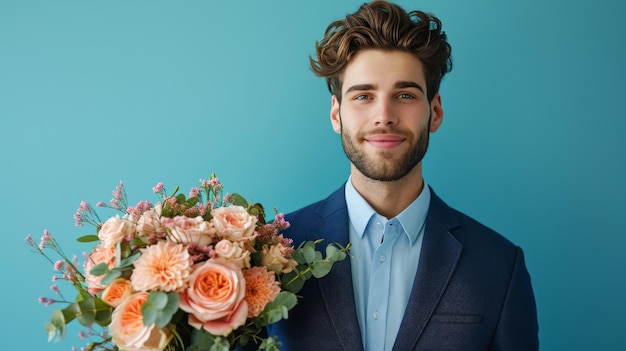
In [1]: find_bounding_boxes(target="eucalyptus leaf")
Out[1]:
[46,309,67,342]
[119,251,141,267]
[99,269,122,285]
[325,244,346,262]
[302,245,317,264]
[188,329,230,351]
[76,298,96,326]
[88,262,109,276]
[76,234,99,243]
[142,291,179,328]
[310,259,333,278]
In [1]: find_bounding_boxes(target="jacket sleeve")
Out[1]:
[490,247,539,350]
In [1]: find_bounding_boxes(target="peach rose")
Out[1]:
[178,259,248,336]
[162,216,215,248]
[131,240,192,292]
[109,292,173,351]
[260,243,298,274]
[84,244,117,295]
[136,207,162,237]
[98,215,136,248]
[101,278,132,307]
[211,206,257,242]
[213,239,251,269]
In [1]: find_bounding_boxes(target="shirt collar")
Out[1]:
[345,176,431,246]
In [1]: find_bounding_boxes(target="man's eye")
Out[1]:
[398,93,415,99]
[354,94,371,100]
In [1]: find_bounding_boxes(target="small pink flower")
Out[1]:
[189,187,201,198]
[96,201,105,207]
[152,182,164,194]
[54,260,64,271]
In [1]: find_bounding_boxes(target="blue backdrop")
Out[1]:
[2,0,625,350]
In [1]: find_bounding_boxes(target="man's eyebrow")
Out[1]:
[344,82,425,94]
[395,81,425,93]
[345,84,376,94]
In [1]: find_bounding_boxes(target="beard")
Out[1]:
[340,117,431,182]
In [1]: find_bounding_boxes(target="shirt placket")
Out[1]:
[365,218,401,351]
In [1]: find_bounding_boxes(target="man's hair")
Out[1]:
[310,0,453,102]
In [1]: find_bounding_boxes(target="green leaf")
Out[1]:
[99,269,122,285]
[257,291,298,326]
[141,291,179,328]
[76,235,99,243]
[118,251,141,268]
[76,299,96,326]
[175,193,187,204]
[228,193,248,207]
[88,262,109,276]
[310,259,333,278]
[187,329,231,351]
[302,245,317,264]
[325,244,346,262]
[281,269,305,293]
[186,196,199,207]
[46,309,67,342]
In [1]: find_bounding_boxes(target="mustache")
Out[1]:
[356,127,413,139]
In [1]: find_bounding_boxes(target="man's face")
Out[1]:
[330,49,443,182]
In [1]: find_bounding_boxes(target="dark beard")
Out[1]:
[340,117,430,182]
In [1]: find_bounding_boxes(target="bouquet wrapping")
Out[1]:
[27,174,349,351]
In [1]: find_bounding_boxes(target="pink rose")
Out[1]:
[162,216,215,248]
[260,243,298,274]
[178,259,248,336]
[109,292,173,351]
[211,206,257,242]
[98,215,136,248]
[213,239,251,269]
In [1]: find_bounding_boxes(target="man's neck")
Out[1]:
[350,164,425,219]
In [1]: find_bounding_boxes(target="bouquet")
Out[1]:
[26,174,349,351]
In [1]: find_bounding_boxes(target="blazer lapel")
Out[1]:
[393,189,463,351]
[311,185,364,351]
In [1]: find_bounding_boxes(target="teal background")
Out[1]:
[2,0,625,350]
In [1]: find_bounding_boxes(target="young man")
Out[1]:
[265,1,539,350]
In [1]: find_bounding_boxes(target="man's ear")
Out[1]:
[429,93,444,132]
[330,95,341,134]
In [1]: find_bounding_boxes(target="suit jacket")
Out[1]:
[261,184,538,351]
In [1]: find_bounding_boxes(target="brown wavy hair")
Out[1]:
[310,0,452,102]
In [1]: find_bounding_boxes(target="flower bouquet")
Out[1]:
[26,174,349,351]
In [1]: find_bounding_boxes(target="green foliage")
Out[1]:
[187,329,231,351]
[228,193,249,208]
[45,296,112,343]
[141,291,179,328]
[76,234,99,243]
[281,240,350,294]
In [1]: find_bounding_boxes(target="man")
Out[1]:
[264,1,539,350]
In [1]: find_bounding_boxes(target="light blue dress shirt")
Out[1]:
[346,177,430,351]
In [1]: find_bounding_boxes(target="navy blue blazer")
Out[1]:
[257,184,538,350]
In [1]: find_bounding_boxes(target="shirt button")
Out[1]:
[373,311,381,319]
[379,255,386,262]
